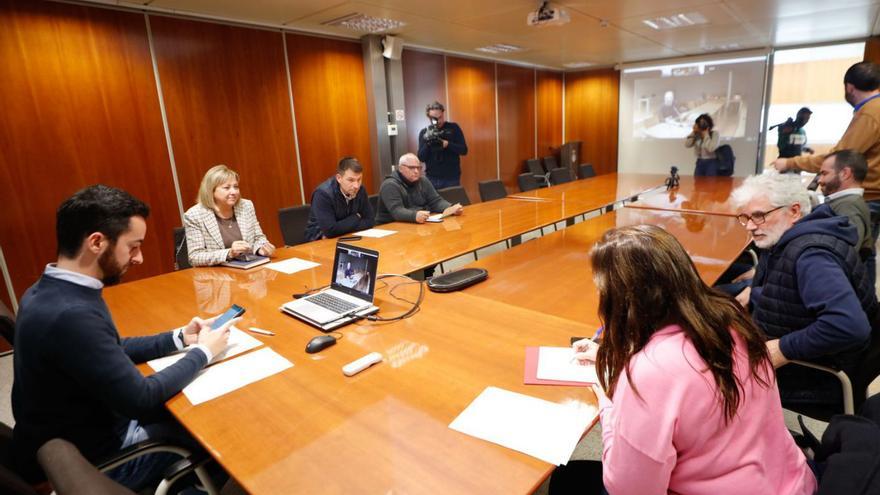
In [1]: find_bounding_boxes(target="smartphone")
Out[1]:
[211,304,245,330]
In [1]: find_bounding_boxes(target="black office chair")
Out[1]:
[368,194,380,216]
[549,167,574,185]
[786,332,880,421]
[37,439,134,495]
[438,186,471,206]
[517,172,541,192]
[542,156,558,172]
[478,180,507,202]
[36,435,219,495]
[578,163,596,179]
[525,158,549,187]
[278,204,311,247]
[0,421,38,495]
[173,227,191,271]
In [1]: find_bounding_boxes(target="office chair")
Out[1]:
[368,193,380,216]
[0,300,14,355]
[437,186,471,206]
[36,436,220,495]
[517,173,541,192]
[478,180,507,202]
[278,204,311,247]
[578,163,596,179]
[525,159,549,187]
[786,332,880,421]
[173,227,191,271]
[37,439,134,495]
[542,156,558,172]
[549,167,574,185]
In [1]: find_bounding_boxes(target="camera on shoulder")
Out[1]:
[425,118,447,145]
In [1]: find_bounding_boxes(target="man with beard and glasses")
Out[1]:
[12,185,234,490]
[819,149,875,282]
[732,172,877,413]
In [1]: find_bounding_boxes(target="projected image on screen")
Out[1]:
[632,66,748,139]
[334,249,375,296]
[618,54,767,175]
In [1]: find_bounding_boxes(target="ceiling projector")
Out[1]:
[527,2,570,27]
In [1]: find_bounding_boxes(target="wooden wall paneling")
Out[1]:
[0,0,180,299]
[536,70,563,159]
[564,69,620,175]
[285,33,375,196]
[445,57,498,203]
[149,16,301,246]
[497,64,535,193]
[401,49,446,158]
[865,37,880,65]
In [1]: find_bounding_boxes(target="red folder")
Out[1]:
[523,346,590,387]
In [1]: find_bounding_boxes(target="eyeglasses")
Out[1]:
[399,164,421,171]
[736,205,785,226]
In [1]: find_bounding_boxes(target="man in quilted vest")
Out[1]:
[732,171,877,411]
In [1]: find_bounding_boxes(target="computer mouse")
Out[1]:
[306,335,337,354]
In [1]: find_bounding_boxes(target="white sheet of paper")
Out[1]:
[449,387,596,465]
[147,327,263,372]
[354,228,396,238]
[183,347,292,405]
[426,214,444,222]
[264,257,320,275]
[536,346,599,384]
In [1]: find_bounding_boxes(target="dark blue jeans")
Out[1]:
[694,158,720,176]
[106,419,199,490]
[427,176,460,190]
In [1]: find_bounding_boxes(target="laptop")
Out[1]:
[281,243,379,331]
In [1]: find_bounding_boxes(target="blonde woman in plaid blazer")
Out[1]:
[184,165,276,266]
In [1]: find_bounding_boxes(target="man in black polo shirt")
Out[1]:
[304,156,374,241]
[12,185,233,489]
[417,101,468,190]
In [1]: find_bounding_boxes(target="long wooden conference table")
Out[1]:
[105,174,749,494]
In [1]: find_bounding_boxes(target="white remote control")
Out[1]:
[342,352,383,376]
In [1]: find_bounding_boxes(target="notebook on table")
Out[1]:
[221,253,270,270]
[281,243,379,331]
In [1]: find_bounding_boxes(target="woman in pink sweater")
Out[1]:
[552,225,816,495]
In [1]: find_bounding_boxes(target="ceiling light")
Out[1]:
[563,62,595,69]
[475,44,525,54]
[323,13,406,33]
[642,12,707,30]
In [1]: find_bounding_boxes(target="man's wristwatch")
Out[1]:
[177,327,187,348]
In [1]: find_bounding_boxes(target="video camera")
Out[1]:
[424,117,448,146]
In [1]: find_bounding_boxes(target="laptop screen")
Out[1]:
[331,243,379,302]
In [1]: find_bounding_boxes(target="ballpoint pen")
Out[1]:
[247,327,275,336]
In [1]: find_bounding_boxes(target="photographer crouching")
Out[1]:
[417,101,468,189]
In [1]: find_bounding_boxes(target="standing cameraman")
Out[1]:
[776,107,812,158]
[685,113,720,176]
[417,101,468,189]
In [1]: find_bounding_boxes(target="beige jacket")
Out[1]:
[184,199,269,267]
[790,96,880,200]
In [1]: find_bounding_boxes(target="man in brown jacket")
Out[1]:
[774,61,880,258]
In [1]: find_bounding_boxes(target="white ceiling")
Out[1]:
[101,0,880,69]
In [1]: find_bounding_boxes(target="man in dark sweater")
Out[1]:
[417,101,468,190]
[819,149,875,282]
[304,156,374,241]
[733,172,877,410]
[12,185,232,489]
[376,153,463,224]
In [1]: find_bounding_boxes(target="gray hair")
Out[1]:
[398,153,420,166]
[731,170,812,216]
